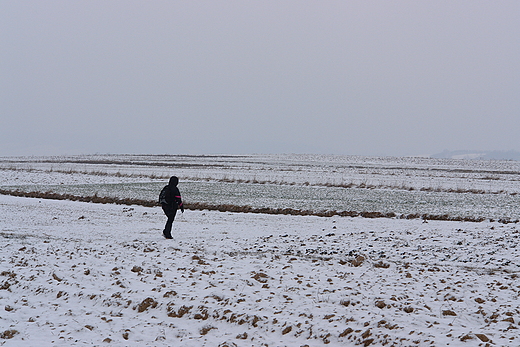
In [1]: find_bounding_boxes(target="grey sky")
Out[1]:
[1,1,519,157]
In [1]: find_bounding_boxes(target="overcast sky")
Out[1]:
[1,1,519,157]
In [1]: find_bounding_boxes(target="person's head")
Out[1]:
[169,176,179,187]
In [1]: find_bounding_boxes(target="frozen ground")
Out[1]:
[1,154,520,346]
[1,194,520,346]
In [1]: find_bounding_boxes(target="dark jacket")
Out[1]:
[162,176,183,210]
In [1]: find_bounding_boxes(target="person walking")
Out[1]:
[159,176,184,239]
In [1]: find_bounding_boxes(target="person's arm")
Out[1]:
[173,188,184,212]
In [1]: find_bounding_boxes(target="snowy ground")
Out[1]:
[1,194,520,346]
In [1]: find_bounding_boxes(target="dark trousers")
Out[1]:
[162,204,178,238]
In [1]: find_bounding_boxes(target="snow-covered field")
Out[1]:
[2,195,520,346]
[2,154,520,221]
[1,155,520,346]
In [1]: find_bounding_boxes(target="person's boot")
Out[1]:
[163,229,172,239]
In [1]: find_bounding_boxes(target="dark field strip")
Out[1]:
[2,188,516,224]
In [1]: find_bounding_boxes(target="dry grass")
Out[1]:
[0,189,157,207]
[1,330,19,339]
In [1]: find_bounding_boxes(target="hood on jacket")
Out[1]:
[169,176,179,187]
